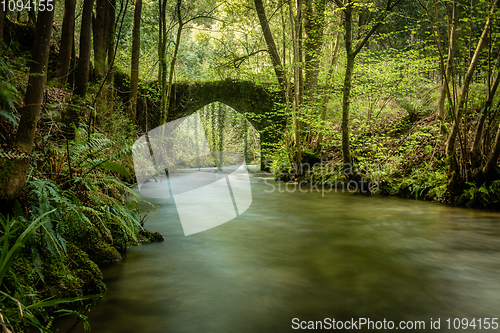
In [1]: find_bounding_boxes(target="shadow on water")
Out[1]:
[59,172,500,333]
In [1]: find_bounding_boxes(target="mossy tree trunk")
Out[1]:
[288,0,304,163]
[304,0,326,102]
[27,3,36,26]
[93,0,107,80]
[158,0,167,122]
[106,0,116,105]
[55,0,76,87]
[0,8,54,202]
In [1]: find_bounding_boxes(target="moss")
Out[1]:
[36,243,107,301]
[3,257,38,300]
[73,224,122,265]
[0,159,14,187]
[84,240,122,265]
[66,243,106,295]
[137,229,164,243]
[41,260,84,300]
[108,222,130,253]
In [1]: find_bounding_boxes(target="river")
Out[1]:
[68,171,500,332]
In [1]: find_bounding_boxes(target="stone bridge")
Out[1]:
[132,79,285,168]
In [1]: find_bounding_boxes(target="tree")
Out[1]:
[55,0,76,87]
[303,0,326,101]
[316,13,343,153]
[158,0,217,123]
[106,0,116,100]
[333,0,401,169]
[162,0,184,123]
[444,0,500,190]
[0,7,6,43]
[254,0,286,89]
[0,8,54,201]
[93,0,107,80]
[417,0,458,136]
[74,0,96,97]
[130,0,142,125]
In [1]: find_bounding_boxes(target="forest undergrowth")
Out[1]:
[0,42,162,332]
[268,84,500,210]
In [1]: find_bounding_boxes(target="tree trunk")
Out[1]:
[338,0,401,169]
[304,0,326,101]
[106,0,116,102]
[316,13,342,152]
[27,2,36,26]
[93,0,107,80]
[55,0,76,87]
[0,7,5,43]
[483,123,500,179]
[0,8,54,202]
[158,0,168,119]
[158,0,163,84]
[158,0,166,84]
[68,41,76,88]
[471,70,500,171]
[74,0,95,97]
[161,0,183,124]
[254,0,285,89]
[296,0,304,106]
[341,4,354,167]
[445,0,499,186]
[289,0,301,149]
[437,1,458,136]
[341,59,355,168]
[130,0,142,125]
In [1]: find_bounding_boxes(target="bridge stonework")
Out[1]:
[135,80,284,169]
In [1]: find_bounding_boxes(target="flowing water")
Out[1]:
[68,171,500,332]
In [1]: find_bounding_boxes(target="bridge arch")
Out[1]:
[135,80,284,168]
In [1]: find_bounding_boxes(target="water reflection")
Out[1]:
[66,173,500,332]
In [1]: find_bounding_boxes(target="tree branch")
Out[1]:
[254,0,286,88]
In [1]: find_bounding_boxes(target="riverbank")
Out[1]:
[0,46,164,331]
[268,110,500,211]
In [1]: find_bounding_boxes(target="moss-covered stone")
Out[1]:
[66,243,106,294]
[107,221,132,253]
[73,223,122,265]
[137,229,164,243]
[41,260,84,300]
[84,240,122,265]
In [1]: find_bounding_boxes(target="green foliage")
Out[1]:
[391,165,449,201]
[462,181,500,208]
[0,210,102,333]
[0,210,56,287]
